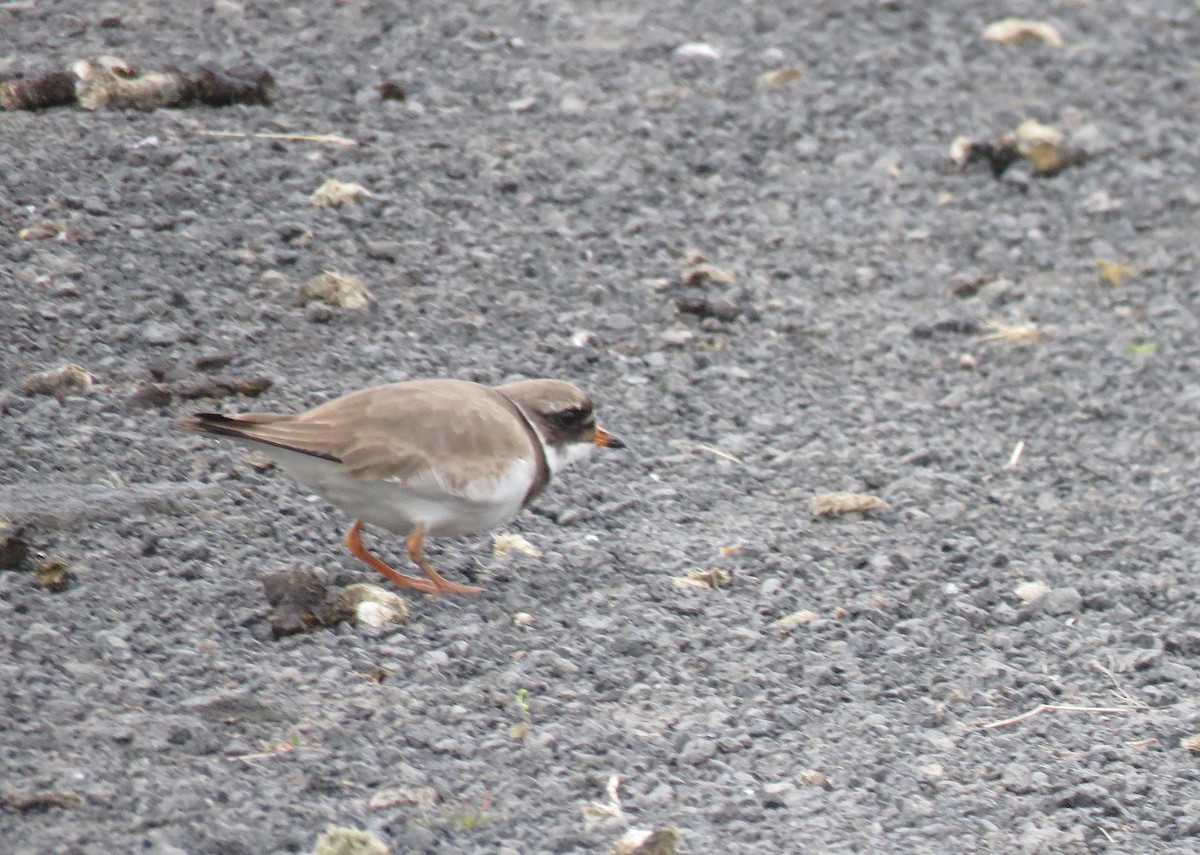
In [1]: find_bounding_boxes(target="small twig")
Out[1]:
[983,703,1140,730]
[693,444,743,465]
[230,751,284,762]
[1003,439,1025,469]
[193,130,359,147]
[986,660,1154,730]
[229,738,299,762]
[1095,660,1151,710]
[977,319,1040,344]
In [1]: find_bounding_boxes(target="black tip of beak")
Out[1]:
[594,427,626,450]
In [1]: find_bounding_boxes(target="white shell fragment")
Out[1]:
[1015,119,1064,148]
[310,826,389,855]
[756,66,804,90]
[982,18,1063,48]
[368,785,437,811]
[296,271,372,310]
[343,583,409,627]
[671,568,731,590]
[771,609,820,633]
[674,42,721,61]
[493,532,543,558]
[810,492,889,518]
[611,826,680,855]
[1014,580,1051,605]
[310,179,374,208]
[21,363,94,399]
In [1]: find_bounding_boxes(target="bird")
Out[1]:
[175,378,625,596]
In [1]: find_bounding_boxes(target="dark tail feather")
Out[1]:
[175,413,289,434]
[172,413,342,463]
[172,412,280,439]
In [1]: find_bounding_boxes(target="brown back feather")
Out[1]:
[176,380,539,486]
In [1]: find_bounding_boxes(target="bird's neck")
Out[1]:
[542,437,596,477]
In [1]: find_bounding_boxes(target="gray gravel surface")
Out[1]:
[4,1,1200,853]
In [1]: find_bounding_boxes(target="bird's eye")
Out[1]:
[557,405,592,428]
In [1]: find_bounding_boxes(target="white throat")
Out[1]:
[544,437,596,476]
[526,421,595,477]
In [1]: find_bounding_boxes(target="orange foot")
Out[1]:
[343,521,484,596]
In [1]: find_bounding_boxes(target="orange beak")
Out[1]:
[593,426,626,449]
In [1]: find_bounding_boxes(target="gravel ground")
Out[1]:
[4,1,1200,853]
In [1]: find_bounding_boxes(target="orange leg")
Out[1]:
[343,521,485,596]
[344,521,439,595]
[406,524,485,595]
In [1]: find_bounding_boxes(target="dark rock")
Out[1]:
[0,529,29,569]
[177,375,273,400]
[676,297,742,321]
[128,382,174,409]
[261,568,353,638]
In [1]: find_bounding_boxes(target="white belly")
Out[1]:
[261,447,536,537]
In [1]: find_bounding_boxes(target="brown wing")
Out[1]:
[324,381,536,486]
[177,379,536,487]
